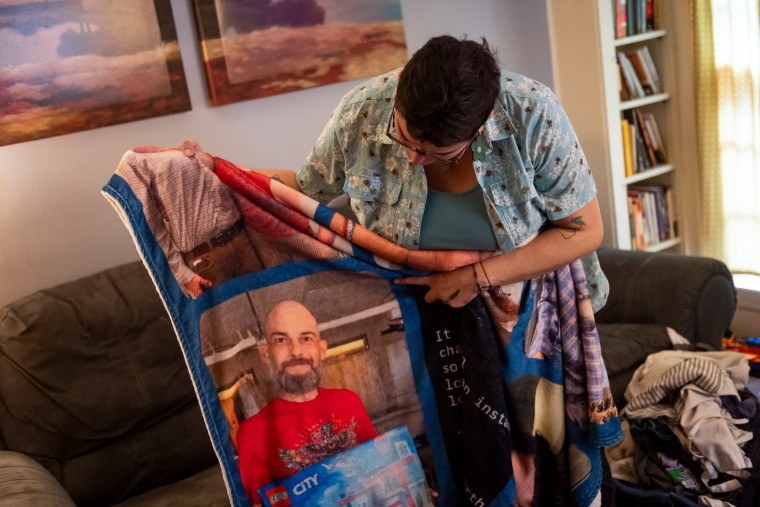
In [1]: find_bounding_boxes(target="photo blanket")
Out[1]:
[102,146,623,507]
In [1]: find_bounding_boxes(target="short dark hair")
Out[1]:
[395,35,500,147]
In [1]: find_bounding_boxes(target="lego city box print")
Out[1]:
[259,426,434,506]
[190,0,408,106]
[0,0,191,147]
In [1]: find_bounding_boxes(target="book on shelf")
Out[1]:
[633,123,651,171]
[627,193,647,250]
[618,62,631,101]
[623,109,651,173]
[642,112,668,163]
[648,113,668,161]
[614,0,628,39]
[614,0,658,37]
[636,0,647,34]
[628,191,653,248]
[629,185,670,242]
[633,109,658,167]
[665,186,678,239]
[630,189,656,246]
[625,118,637,173]
[626,197,636,247]
[625,48,660,95]
[617,52,645,99]
[626,186,676,250]
[638,45,662,91]
[645,0,656,30]
[621,118,634,177]
[626,0,636,36]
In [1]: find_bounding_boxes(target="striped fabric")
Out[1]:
[626,358,726,412]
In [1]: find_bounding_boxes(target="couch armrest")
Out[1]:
[594,248,736,350]
[0,451,76,506]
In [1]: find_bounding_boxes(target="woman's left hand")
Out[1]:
[395,266,479,307]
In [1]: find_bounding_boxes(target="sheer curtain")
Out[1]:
[694,0,760,275]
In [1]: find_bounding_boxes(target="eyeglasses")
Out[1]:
[385,109,478,164]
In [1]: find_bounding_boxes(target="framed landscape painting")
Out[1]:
[0,0,191,147]
[191,0,408,106]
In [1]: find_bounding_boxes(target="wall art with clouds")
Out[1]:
[0,0,191,147]
[191,0,408,106]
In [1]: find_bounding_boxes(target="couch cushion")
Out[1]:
[597,323,673,408]
[0,450,76,506]
[113,464,228,507]
[595,248,735,350]
[0,262,217,506]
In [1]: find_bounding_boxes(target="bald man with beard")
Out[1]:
[235,300,376,506]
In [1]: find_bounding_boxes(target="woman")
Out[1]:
[291,35,608,312]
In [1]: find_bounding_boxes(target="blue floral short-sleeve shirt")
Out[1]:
[297,69,609,311]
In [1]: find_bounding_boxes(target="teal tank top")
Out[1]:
[418,185,499,251]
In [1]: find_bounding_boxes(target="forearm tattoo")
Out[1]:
[555,216,586,239]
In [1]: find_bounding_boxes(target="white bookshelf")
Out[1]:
[546,1,700,254]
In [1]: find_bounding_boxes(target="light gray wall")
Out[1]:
[0,0,552,305]
[733,288,760,338]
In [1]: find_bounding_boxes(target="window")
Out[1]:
[695,0,760,279]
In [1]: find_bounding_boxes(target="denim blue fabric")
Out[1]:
[297,69,609,312]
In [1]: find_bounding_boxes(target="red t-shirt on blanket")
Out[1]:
[236,387,376,505]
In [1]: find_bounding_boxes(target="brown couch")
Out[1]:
[0,262,228,506]
[595,247,736,407]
